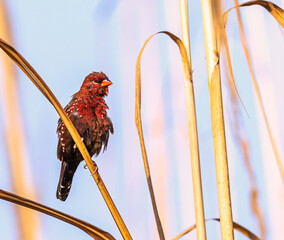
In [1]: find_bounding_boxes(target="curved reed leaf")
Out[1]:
[0,189,115,240]
[135,31,194,240]
[0,38,132,239]
[172,218,260,240]
[224,1,284,28]
[221,27,249,117]
[224,0,284,184]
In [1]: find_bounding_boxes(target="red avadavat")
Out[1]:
[56,72,113,201]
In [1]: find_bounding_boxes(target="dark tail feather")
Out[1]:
[56,161,79,201]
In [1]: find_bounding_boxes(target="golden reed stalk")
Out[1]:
[179,1,206,239]
[200,0,234,239]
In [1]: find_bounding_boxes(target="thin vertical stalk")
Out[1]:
[0,1,39,240]
[200,0,234,239]
[179,1,206,239]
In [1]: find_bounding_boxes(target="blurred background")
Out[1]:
[0,0,283,239]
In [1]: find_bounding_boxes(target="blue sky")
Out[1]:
[0,0,283,239]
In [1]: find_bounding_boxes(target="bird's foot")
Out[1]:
[84,160,98,173]
[91,165,98,176]
[73,138,84,149]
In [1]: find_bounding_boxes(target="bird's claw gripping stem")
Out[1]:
[84,160,98,175]
[92,165,98,176]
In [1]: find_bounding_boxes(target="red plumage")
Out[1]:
[56,72,113,201]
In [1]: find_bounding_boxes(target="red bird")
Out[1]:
[56,72,113,201]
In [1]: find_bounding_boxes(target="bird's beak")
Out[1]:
[101,79,112,87]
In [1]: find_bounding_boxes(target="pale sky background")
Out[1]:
[0,0,283,239]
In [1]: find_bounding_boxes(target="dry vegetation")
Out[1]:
[0,0,283,239]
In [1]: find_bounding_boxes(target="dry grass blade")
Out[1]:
[222,27,266,239]
[0,189,114,240]
[0,38,49,99]
[226,1,284,28]
[171,224,196,240]
[0,38,132,239]
[222,28,248,117]
[135,31,191,240]
[224,0,284,184]
[172,218,260,240]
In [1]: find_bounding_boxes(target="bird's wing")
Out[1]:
[57,95,79,160]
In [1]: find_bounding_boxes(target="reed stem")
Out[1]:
[200,0,234,239]
[179,1,207,239]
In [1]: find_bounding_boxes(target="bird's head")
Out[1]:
[81,71,112,97]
